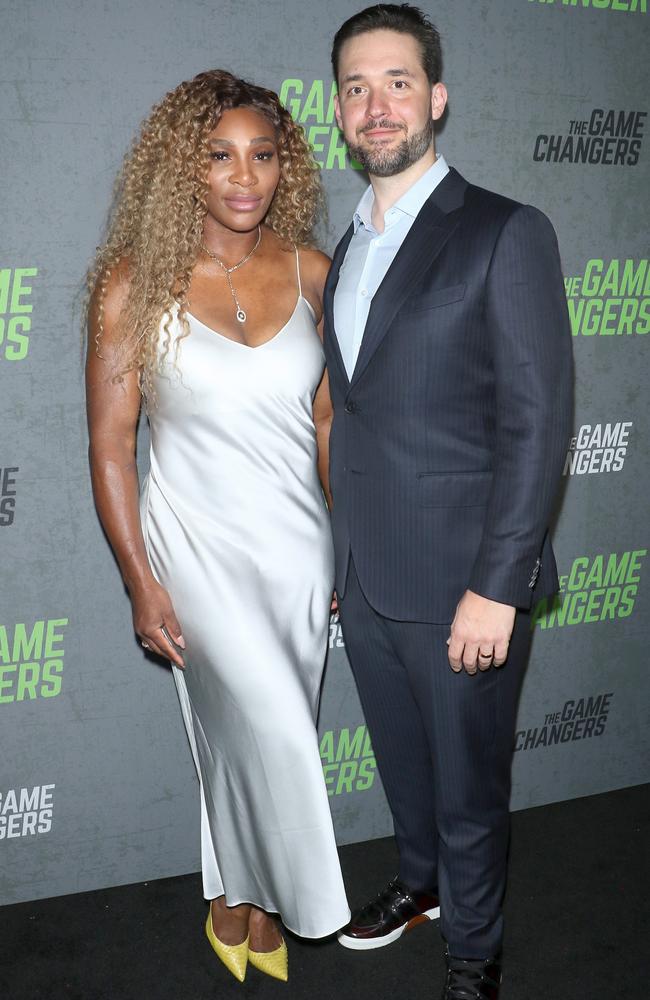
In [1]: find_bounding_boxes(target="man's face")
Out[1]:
[334,29,446,177]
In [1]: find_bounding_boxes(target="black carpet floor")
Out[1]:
[2,784,649,1000]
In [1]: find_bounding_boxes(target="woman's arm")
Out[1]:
[85,271,185,667]
[302,247,337,610]
[303,247,335,510]
[313,365,333,511]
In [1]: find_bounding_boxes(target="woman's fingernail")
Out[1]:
[178,635,186,649]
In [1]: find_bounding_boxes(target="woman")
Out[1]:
[85,70,350,983]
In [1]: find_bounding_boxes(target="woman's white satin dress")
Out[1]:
[140,252,350,937]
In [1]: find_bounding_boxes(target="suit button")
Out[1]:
[345,402,357,414]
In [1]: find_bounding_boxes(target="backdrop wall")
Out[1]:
[1,0,648,905]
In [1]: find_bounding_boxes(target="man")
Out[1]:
[323,6,573,998]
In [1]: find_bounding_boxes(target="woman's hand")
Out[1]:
[131,578,186,668]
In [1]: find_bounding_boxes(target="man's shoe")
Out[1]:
[442,948,502,999]
[337,877,439,950]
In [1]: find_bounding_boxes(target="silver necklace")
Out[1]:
[201,226,262,324]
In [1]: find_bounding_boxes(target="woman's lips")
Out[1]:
[225,196,263,212]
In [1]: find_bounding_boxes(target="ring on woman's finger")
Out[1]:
[141,640,151,650]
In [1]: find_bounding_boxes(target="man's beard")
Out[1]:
[347,118,434,177]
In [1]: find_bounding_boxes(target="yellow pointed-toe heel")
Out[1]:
[248,938,288,982]
[205,912,249,982]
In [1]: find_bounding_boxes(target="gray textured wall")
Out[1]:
[1,0,648,904]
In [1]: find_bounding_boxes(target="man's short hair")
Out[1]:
[331,4,442,85]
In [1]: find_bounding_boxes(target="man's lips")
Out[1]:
[362,127,403,139]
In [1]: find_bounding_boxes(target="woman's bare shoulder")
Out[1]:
[88,259,131,338]
[298,245,331,280]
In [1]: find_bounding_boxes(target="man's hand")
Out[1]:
[447,590,516,675]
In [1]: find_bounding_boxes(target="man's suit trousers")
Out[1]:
[338,558,533,958]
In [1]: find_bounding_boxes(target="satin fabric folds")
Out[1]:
[140,291,349,937]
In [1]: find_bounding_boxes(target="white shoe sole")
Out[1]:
[337,905,440,950]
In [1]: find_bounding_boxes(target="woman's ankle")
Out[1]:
[248,907,283,950]
[210,897,251,943]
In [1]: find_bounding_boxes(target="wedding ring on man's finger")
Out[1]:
[478,650,492,659]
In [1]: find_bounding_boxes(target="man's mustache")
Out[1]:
[359,119,406,136]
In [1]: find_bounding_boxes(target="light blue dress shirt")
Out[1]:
[333,154,449,380]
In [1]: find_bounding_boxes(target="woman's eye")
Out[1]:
[254,150,275,160]
[209,151,229,161]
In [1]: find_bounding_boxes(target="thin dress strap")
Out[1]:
[294,244,303,298]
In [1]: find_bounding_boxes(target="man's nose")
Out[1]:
[366,87,391,121]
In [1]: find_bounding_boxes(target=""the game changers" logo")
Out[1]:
[0,618,69,704]
[531,549,646,629]
[0,267,38,361]
[0,466,19,525]
[563,421,632,475]
[320,725,377,796]
[565,259,649,337]
[534,109,646,165]
[529,0,646,12]
[0,783,55,839]
[515,692,613,751]
[280,79,362,171]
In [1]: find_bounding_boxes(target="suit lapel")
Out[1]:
[350,167,469,389]
[324,224,354,385]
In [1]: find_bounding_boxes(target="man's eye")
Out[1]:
[347,86,364,96]
[393,80,408,89]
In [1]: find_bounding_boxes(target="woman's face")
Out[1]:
[204,106,281,234]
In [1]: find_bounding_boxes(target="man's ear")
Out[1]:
[431,82,448,122]
[334,92,343,131]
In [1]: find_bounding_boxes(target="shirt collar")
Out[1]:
[353,153,449,234]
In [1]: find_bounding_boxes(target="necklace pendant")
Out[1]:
[236,308,246,323]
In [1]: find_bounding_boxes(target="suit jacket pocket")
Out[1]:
[418,470,492,508]
[401,283,466,315]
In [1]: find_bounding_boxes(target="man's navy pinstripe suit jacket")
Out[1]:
[323,167,574,624]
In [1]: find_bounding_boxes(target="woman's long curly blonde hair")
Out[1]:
[86,69,324,400]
